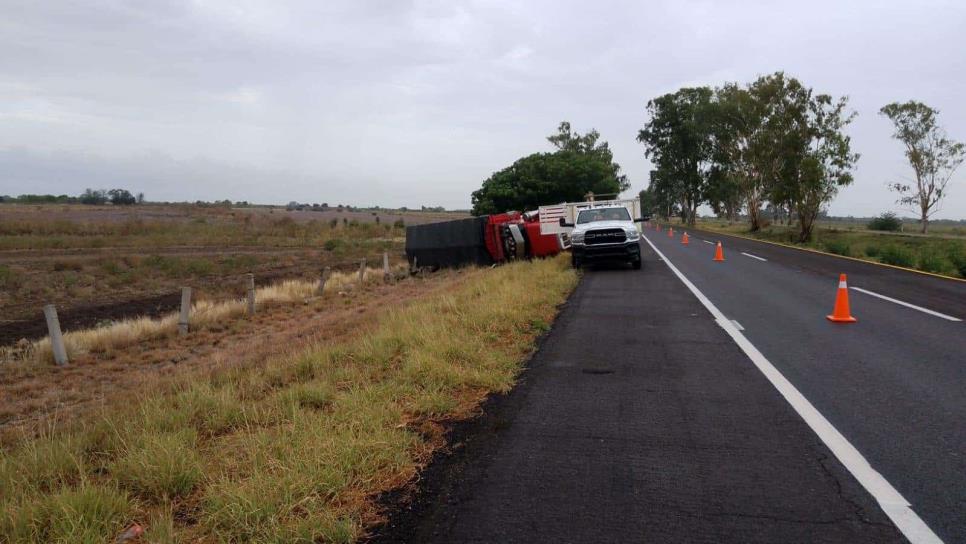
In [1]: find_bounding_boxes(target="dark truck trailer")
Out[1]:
[405,216,493,269]
[406,212,565,270]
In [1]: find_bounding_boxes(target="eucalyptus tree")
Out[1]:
[785,93,860,242]
[638,87,716,226]
[879,101,965,233]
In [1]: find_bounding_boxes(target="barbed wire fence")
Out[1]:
[0,250,410,360]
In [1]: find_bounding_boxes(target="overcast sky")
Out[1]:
[1,0,965,217]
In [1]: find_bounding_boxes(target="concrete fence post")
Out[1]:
[383,252,391,283]
[178,287,192,336]
[358,258,366,283]
[411,255,418,275]
[43,304,68,366]
[317,266,331,295]
[246,273,256,316]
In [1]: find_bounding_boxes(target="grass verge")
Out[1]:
[0,256,577,542]
[694,220,966,280]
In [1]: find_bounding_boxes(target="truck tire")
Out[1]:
[571,254,581,269]
[631,258,642,270]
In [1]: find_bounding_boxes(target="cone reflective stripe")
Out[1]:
[682,232,690,245]
[713,241,724,262]
[827,273,857,323]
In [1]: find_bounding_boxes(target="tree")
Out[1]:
[647,170,679,220]
[705,166,743,222]
[638,87,716,226]
[547,121,630,194]
[78,188,107,205]
[879,101,965,233]
[714,73,810,232]
[108,189,137,205]
[638,187,659,217]
[714,82,766,230]
[471,122,628,215]
[784,93,859,242]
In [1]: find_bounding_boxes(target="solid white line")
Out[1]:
[741,252,768,262]
[850,287,961,322]
[642,235,943,544]
[730,319,745,331]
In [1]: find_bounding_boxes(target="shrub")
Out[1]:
[867,212,902,232]
[949,249,966,277]
[864,245,881,258]
[823,239,851,256]
[323,239,343,251]
[879,246,915,267]
[393,219,405,229]
[917,248,952,274]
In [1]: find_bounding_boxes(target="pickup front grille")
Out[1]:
[583,228,626,245]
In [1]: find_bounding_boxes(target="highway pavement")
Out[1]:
[371,233,951,543]
[644,225,965,543]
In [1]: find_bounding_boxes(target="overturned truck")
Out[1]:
[406,199,645,269]
[405,211,568,269]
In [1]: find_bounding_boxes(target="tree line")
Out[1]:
[470,72,963,238]
[639,72,964,238]
[0,188,144,206]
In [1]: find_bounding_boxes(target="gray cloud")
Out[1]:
[1,0,965,216]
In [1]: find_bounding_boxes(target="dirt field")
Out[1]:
[0,268,462,440]
[0,203,468,345]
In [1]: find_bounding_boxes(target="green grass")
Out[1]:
[0,256,578,542]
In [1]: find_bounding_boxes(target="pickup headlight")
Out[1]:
[625,228,640,241]
[571,232,585,244]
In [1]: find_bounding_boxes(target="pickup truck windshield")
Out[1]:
[577,208,631,224]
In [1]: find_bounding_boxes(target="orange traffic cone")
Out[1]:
[668,227,674,237]
[682,232,690,245]
[826,274,857,323]
[713,241,724,261]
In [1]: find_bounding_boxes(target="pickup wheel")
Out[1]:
[571,254,581,269]
[631,258,642,270]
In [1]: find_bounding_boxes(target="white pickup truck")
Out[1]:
[559,205,648,269]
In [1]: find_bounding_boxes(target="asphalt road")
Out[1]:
[372,239,924,543]
[644,225,965,542]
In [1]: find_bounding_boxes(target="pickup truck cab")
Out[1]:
[563,206,645,269]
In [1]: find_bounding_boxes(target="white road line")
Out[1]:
[642,235,943,544]
[741,252,768,262]
[850,287,962,322]
[730,319,745,331]
[702,239,714,245]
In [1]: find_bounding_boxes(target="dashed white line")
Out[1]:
[741,252,768,262]
[642,235,943,544]
[702,240,714,245]
[850,287,961,322]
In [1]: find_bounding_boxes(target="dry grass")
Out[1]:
[0,256,577,542]
[16,266,408,365]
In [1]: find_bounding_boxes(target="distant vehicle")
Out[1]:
[560,205,647,269]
